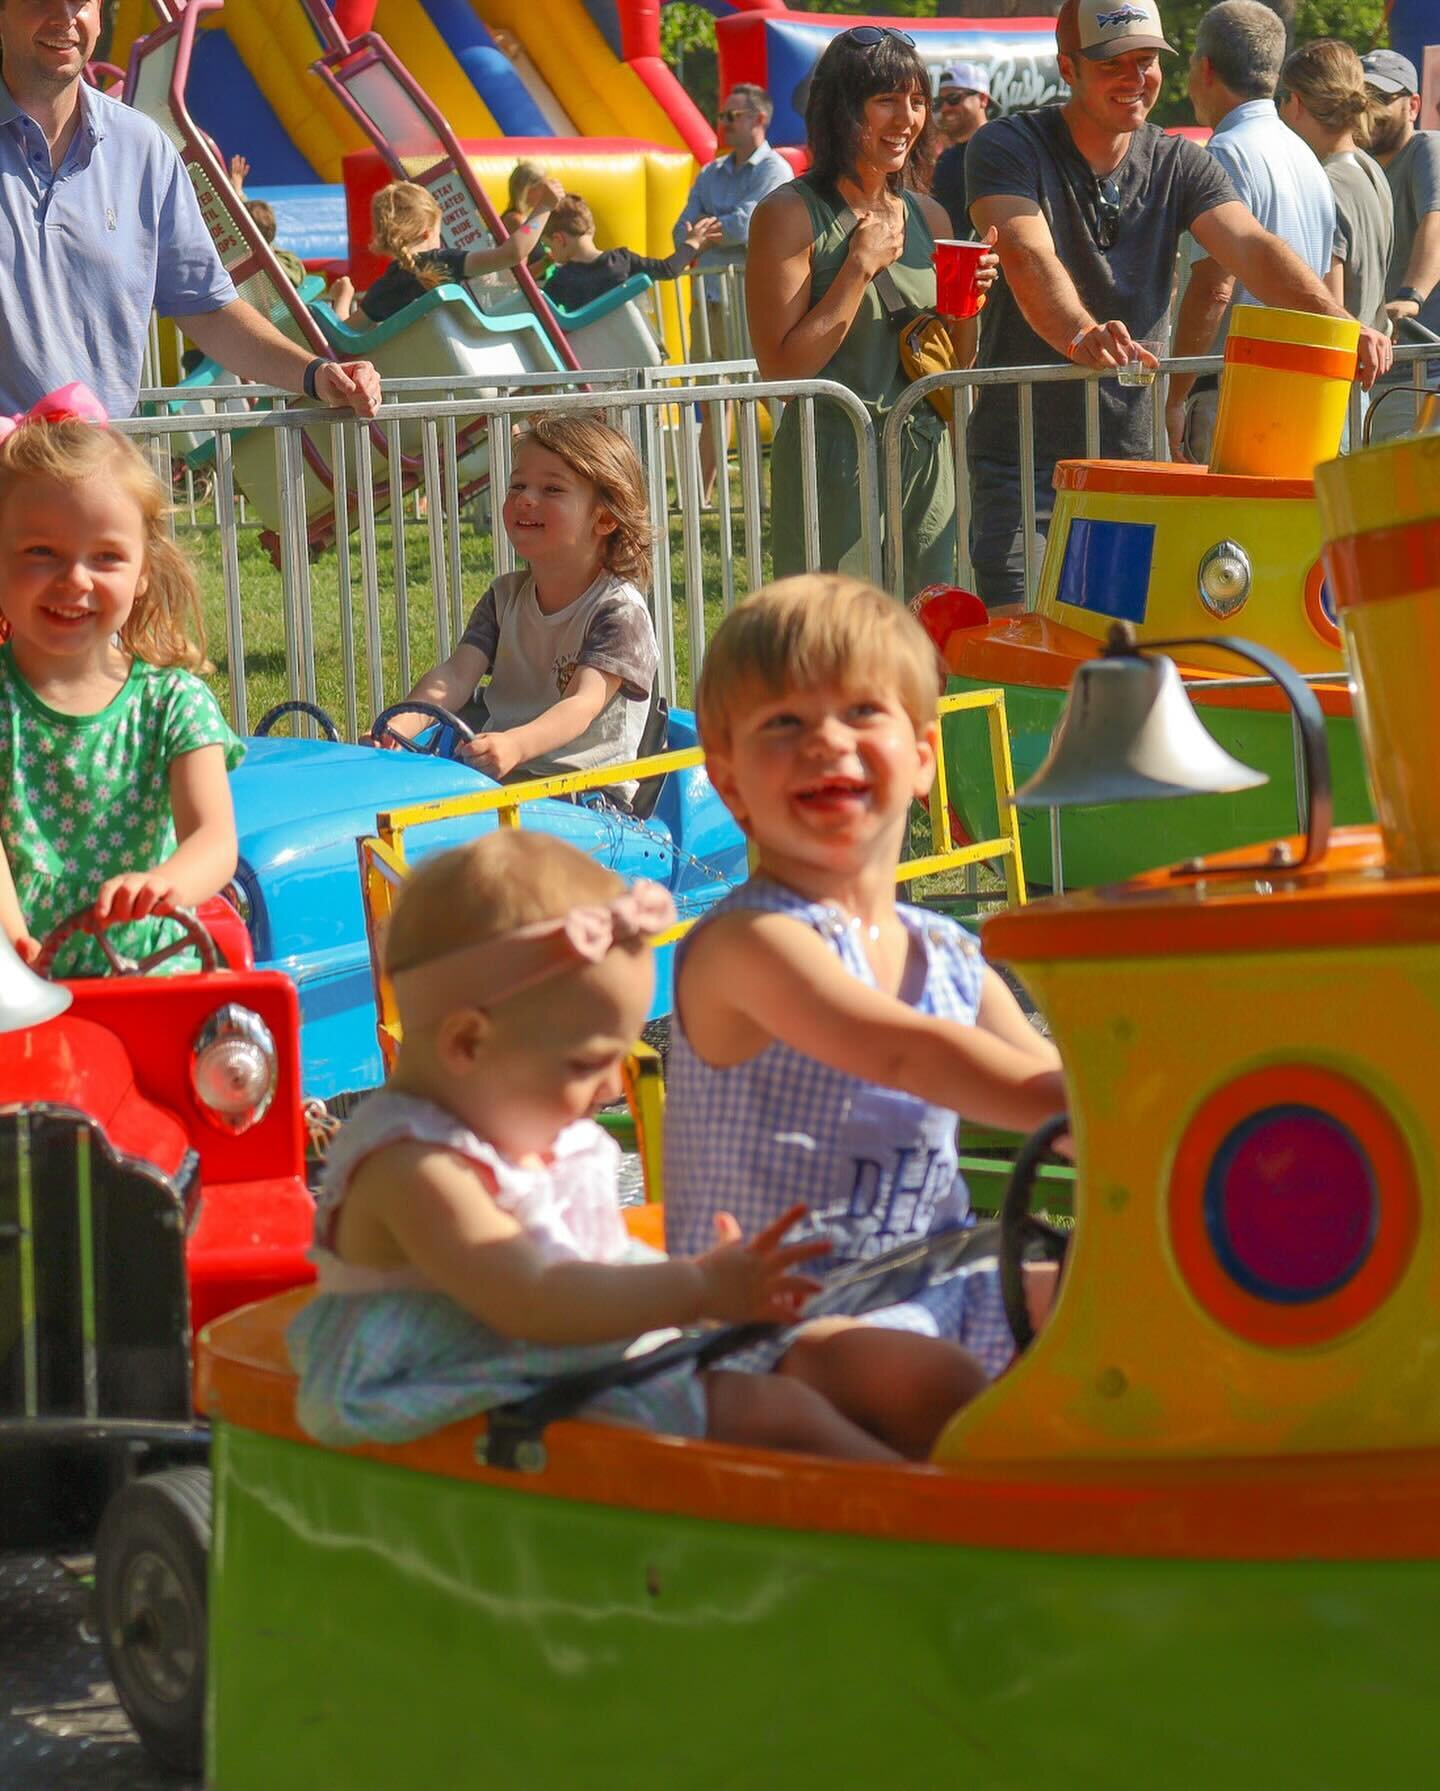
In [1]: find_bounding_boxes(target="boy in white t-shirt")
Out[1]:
[378,416,658,802]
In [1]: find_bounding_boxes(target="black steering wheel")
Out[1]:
[998,1113,1072,1353]
[478,1220,1005,1468]
[253,700,341,742]
[368,701,476,757]
[35,898,220,979]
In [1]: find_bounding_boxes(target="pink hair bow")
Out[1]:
[553,882,679,964]
[0,382,108,446]
[392,879,679,1024]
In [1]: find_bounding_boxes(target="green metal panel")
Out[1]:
[209,1422,1440,1789]
[943,678,1372,889]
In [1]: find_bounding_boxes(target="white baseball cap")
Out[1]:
[938,62,991,97]
[1056,0,1176,61]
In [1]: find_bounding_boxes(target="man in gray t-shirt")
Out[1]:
[1361,50,1440,441]
[964,0,1391,611]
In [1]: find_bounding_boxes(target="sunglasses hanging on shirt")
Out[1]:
[1092,176,1121,251]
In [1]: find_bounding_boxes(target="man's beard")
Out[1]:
[1368,107,1409,158]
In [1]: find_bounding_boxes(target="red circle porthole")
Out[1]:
[1304,560,1342,649]
[1170,1067,1418,1347]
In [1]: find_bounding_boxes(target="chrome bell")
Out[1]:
[1014,647,1268,808]
[0,931,71,1034]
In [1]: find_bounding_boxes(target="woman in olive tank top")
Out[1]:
[746,28,993,594]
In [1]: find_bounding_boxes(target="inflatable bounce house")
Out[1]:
[107,0,1066,358]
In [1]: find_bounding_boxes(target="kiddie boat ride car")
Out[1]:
[0,897,315,1772]
[935,306,1373,888]
[195,430,1440,1788]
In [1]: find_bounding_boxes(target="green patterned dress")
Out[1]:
[0,647,244,976]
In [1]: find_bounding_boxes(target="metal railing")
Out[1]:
[118,369,878,739]
[880,340,1439,600]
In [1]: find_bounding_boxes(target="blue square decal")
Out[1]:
[1056,518,1155,624]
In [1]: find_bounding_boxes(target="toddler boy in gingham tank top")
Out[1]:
[666,577,1069,1444]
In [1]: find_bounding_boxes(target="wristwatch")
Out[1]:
[1395,286,1428,308]
[302,357,325,401]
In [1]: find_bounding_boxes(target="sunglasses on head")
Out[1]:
[1093,175,1121,250]
[841,25,917,49]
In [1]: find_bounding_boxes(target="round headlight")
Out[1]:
[190,1005,277,1133]
[1197,540,1252,617]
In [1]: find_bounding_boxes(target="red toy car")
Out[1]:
[0,897,315,1771]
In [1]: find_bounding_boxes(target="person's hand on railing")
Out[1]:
[313,359,382,418]
[1355,323,1394,389]
[1066,319,1152,372]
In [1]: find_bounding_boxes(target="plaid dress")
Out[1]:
[664,880,1015,1376]
[286,1091,708,1446]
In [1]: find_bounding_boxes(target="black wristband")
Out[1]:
[1395,286,1427,308]
[302,357,325,401]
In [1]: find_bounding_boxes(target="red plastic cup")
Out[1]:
[932,239,986,319]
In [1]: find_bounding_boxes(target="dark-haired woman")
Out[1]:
[747,27,995,592]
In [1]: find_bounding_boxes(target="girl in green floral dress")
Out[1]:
[0,401,242,978]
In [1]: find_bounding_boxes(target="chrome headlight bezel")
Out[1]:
[1196,539,1253,618]
[190,1004,277,1134]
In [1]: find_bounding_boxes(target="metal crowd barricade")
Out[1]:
[119,372,878,739]
[880,340,1438,603]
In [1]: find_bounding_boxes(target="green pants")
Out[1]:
[770,395,957,597]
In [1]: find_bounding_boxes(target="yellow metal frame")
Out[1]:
[355,693,1026,1194]
[909,690,1027,906]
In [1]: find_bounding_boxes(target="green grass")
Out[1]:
[179,470,769,734]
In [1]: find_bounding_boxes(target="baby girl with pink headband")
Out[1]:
[286,829,906,1458]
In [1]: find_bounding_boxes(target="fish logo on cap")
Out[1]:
[1096,6,1149,27]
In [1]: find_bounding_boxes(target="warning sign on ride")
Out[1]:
[425,165,496,254]
[188,163,248,272]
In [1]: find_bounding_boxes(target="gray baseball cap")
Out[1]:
[1360,49,1418,96]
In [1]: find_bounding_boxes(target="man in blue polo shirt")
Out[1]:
[1167,0,1340,461]
[0,0,379,418]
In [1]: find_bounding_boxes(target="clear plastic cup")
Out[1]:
[1117,334,1167,387]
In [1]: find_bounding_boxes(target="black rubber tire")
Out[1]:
[94,1467,211,1776]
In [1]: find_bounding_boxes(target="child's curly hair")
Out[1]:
[0,423,206,669]
[515,413,654,589]
[369,181,447,289]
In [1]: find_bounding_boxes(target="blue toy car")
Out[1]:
[226,703,745,1105]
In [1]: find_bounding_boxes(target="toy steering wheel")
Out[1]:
[998,1113,1072,1352]
[35,898,220,979]
[254,700,341,742]
[368,701,476,757]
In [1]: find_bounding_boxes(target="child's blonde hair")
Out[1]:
[507,159,548,213]
[696,576,941,752]
[386,832,625,981]
[1281,39,1377,145]
[0,423,206,669]
[369,181,445,288]
[516,414,653,589]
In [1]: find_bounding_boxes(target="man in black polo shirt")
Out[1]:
[964,0,1391,611]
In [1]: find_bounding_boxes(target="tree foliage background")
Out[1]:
[660,0,1389,131]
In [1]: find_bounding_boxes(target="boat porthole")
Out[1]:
[1168,1065,1419,1348]
[1303,560,1343,648]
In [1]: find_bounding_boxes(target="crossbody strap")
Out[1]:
[833,200,918,322]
